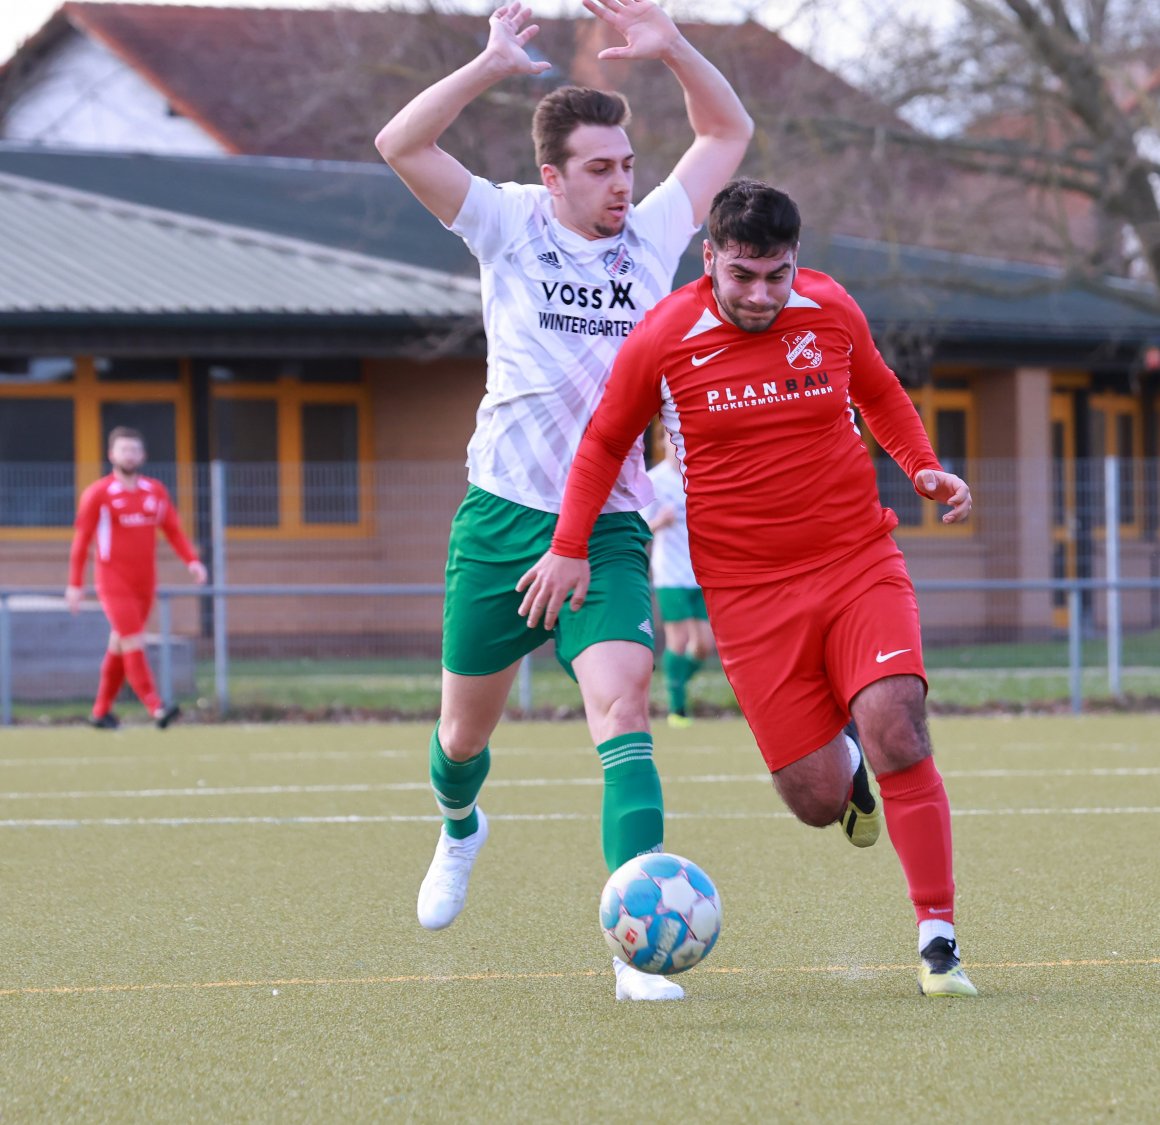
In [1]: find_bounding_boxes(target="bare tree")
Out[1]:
[773,0,1160,290]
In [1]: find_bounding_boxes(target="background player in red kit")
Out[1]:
[66,427,207,729]
[518,179,979,997]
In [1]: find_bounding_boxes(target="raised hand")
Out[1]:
[581,0,682,61]
[486,3,553,76]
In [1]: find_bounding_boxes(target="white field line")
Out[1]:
[1,766,1158,802]
[0,749,418,769]
[0,807,1158,829]
[1,739,1156,769]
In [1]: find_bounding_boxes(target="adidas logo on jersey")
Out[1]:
[537,251,562,270]
[638,619,654,639]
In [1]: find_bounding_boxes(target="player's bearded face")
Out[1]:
[545,125,634,241]
[706,243,798,334]
[109,438,146,476]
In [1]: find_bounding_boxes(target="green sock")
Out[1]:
[685,654,704,689]
[429,724,490,840]
[662,650,692,713]
[597,732,664,872]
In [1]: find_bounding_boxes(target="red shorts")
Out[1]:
[704,536,926,772]
[99,589,154,637]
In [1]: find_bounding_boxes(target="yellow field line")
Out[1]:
[2,958,1156,997]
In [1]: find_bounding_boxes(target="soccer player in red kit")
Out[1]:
[66,427,207,729]
[518,179,978,997]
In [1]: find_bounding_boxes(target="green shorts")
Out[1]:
[442,485,655,679]
[655,586,709,622]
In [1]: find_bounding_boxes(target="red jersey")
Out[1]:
[553,269,941,587]
[68,474,198,595]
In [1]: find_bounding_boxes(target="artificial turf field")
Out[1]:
[1,716,1157,1123]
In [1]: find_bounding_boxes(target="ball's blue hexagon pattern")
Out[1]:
[620,877,662,919]
[599,852,722,977]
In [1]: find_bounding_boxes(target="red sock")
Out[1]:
[122,649,161,713]
[876,755,956,925]
[93,651,125,717]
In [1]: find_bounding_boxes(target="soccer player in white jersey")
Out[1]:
[643,429,715,727]
[375,0,752,1001]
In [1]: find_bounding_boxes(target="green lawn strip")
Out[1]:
[1,718,1157,1120]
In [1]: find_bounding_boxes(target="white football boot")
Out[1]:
[613,957,685,1001]
[416,808,488,930]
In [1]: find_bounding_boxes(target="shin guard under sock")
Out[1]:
[662,650,691,713]
[122,649,161,713]
[597,732,664,871]
[429,724,490,840]
[876,754,956,924]
[94,651,125,717]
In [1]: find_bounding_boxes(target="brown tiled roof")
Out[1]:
[2,3,902,175]
[0,3,1074,263]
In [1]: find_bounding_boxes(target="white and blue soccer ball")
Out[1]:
[600,852,722,975]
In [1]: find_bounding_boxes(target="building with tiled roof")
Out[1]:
[0,7,1158,651]
[1,1,1042,256]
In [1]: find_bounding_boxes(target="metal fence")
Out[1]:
[1,456,1158,722]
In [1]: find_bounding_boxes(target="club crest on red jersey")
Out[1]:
[782,330,823,370]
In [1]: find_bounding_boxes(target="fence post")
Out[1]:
[0,594,11,727]
[1068,585,1083,714]
[1104,456,1122,698]
[158,593,173,707]
[210,460,230,715]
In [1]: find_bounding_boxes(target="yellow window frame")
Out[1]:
[1088,391,1144,539]
[210,367,374,540]
[0,356,194,541]
[863,382,977,537]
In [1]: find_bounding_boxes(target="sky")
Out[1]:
[0,0,960,71]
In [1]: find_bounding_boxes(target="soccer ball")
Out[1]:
[599,852,722,975]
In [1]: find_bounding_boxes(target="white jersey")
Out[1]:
[642,459,698,589]
[449,174,697,514]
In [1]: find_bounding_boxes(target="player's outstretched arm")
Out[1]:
[516,552,591,630]
[374,3,552,226]
[583,0,752,223]
[915,470,973,524]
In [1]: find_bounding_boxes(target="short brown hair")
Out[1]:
[708,179,801,258]
[532,86,631,170]
[107,426,145,450]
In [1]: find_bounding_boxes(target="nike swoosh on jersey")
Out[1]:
[875,648,913,663]
[690,347,729,367]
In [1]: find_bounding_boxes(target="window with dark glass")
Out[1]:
[298,359,362,384]
[0,356,73,384]
[95,358,180,383]
[875,458,922,526]
[1051,420,1067,530]
[935,409,968,479]
[0,399,75,527]
[1087,407,1106,527]
[212,399,279,527]
[302,403,359,525]
[1115,412,1136,526]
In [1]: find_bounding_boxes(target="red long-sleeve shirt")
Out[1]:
[68,474,198,596]
[552,269,942,587]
